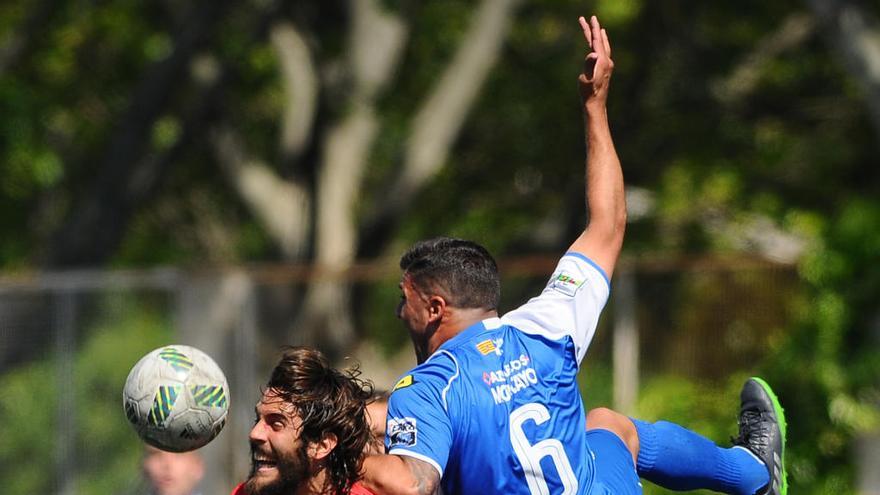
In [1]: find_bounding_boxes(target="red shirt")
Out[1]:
[349,483,375,495]
[230,482,375,495]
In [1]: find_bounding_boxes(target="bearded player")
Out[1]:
[231,346,375,495]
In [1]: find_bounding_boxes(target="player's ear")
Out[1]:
[427,295,446,322]
[308,432,338,461]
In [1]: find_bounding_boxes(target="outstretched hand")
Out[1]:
[578,15,613,106]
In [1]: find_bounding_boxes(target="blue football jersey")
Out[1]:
[386,253,610,495]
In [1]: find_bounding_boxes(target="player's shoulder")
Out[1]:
[230,483,246,495]
[391,350,460,395]
[500,252,610,327]
[549,251,611,294]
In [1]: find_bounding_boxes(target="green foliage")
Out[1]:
[362,274,412,356]
[637,374,742,443]
[0,360,55,493]
[761,197,880,494]
[578,358,613,411]
[595,0,642,26]
[635,375,744,495]
[0,295,173,494]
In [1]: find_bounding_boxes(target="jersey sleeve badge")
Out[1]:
[548,271,585,297]
[387,417,418,448]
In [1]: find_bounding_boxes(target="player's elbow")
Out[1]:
[610,203,627,236]
[369,481,422,495]
[589,206,626,245]
[362,475,422,495]
[615,206,627,239]
[610,195,628,242]
[614,189,628,231]
[380,479,434,495]
[589,191,626,229]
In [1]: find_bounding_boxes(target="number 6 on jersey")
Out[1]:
[510,403,578,495]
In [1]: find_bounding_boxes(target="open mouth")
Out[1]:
[252,455,278,472]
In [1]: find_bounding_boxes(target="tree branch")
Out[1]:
[712,12,816,105]
[359,0,523,253]
[211,125,312,260]
[270,21,319,160]
[292,0,407,352]
[806,0,880,139]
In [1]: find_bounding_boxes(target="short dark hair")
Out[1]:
[266,346,373,494]
[399,237,500,310]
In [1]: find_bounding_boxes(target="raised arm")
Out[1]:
[361,454,441,495]
[568,15,626,278]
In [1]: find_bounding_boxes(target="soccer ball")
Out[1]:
[123,345,229,452]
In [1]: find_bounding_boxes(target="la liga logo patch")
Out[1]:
[548,271,584,297]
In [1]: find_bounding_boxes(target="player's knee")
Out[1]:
[586,407,626,431]
[585,407,608,428]
[586,408,639,462]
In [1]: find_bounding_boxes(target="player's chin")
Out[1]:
[152,479,176,493]
[244,468,279,495]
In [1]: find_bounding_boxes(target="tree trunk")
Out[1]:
[292,0,407,352]
[360,0,524,255]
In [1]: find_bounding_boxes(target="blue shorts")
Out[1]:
[587,429,643,495]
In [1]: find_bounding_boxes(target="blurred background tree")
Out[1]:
[0,0,878,493]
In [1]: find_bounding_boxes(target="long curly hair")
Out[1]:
[265,346,373,494]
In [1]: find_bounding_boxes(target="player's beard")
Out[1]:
[244,443,311,495]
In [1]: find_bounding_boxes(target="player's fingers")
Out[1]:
[602,28,611,57]
[590,16,604,55]
[578,16,591,47]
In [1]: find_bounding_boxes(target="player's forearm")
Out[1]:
[361,454,438,495]
[585,101,625,227]
[572,101,626,273]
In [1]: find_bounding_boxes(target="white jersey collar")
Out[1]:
[483,317,502,329]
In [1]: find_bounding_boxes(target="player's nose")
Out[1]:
[248,420,268,443]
